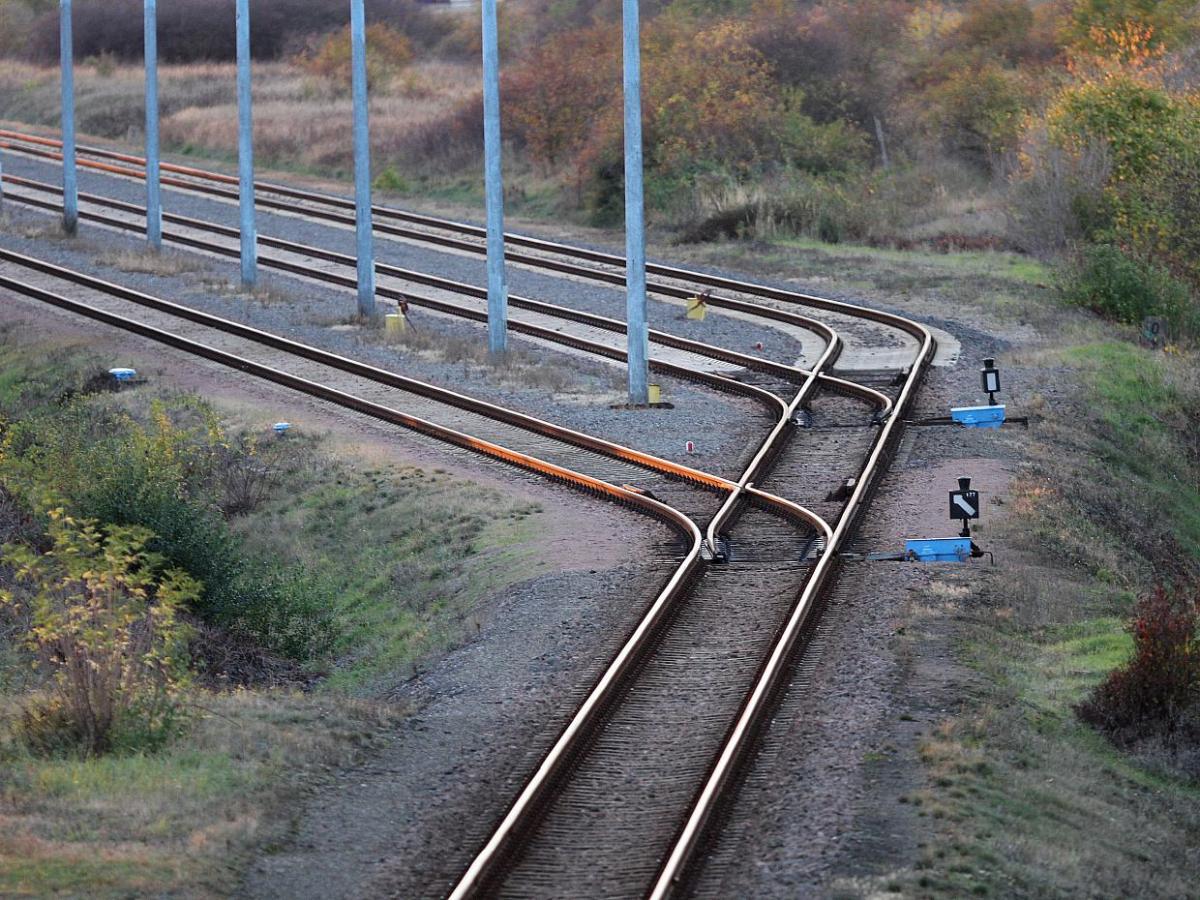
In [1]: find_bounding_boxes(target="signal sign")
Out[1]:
[949,476,980,537]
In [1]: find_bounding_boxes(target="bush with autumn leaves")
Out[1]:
[502,17,866,224]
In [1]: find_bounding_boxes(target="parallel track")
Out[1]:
[0,135,934,897]
[0,170,903,437]
[0,131,917,372]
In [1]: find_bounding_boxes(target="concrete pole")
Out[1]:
[350,0,376,317]
[622,0,648,405]
[60,0,78,235]
[235,0,256,287]
[481,0,507,355]
[144,0,161,248]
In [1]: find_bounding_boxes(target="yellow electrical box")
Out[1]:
[686,296,708,321]
[648,383,662,404]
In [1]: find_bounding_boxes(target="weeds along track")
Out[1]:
[0,133,935,897]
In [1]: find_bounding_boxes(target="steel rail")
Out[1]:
[445,478,834,900]
[649,320,935,900]
[0,132,929,369]
[0,268,705,542]
[0,178,808,422]
[1,172,890,413]
[0,134,938,895]
[0,134,846,334]
[0,259,843,876]
[0,246,738,496]
[445,251,846,900]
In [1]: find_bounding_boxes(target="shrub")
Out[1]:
[297,23,413,92]
[920,62,1038,170]
[213,434,276,517]
[23,0,447,64]
[1059,243,1195,335]
[0,396,336,659]
[1077,585,1200,738]
[1,510,198,756]
[1005,127,1111,258]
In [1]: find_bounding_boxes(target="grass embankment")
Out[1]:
[0,328,544,894]
[722,241,1200,895]
[881,339,1200,897]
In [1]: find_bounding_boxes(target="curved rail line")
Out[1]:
[0,246,735,496]
[0,135,936,896]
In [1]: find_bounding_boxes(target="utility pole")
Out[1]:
[621,0,648,405]
[235,0,256,287]
[350,0,377,317]
[60,0,77,235]
[144,0,161,248]
[481,0,507,355]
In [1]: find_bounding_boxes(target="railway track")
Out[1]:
[0,170,866,410]
[0,130,921,371]
[0,137,934,897]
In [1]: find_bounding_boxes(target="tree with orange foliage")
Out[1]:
[1065,0,1198,51]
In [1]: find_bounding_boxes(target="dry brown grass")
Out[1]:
[0,689,397,896]
[97,248,203,277]
[167,60,477,172]
[0,58,478,178]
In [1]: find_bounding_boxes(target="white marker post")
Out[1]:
[235,0,256,287]
[481,0,507,355]
[350,0,376,318]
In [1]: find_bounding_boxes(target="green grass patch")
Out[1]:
[0,691,393,896]
[772,236,1050,285]
[235,463,544,692]
[890,600,1200,899]
[1059,342,1200,560]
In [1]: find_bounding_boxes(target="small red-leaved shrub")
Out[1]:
[1077,585,1199,739]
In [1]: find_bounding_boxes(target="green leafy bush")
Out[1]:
[0,396,336,659]
[2,510,197,756]
[1059,243,1195,335]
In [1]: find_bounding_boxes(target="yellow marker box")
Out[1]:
[686,296,708,321]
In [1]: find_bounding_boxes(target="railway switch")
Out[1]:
[852,476,990,563]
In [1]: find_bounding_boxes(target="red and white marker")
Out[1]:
[685,440,696,454]
[754,341,764,351]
